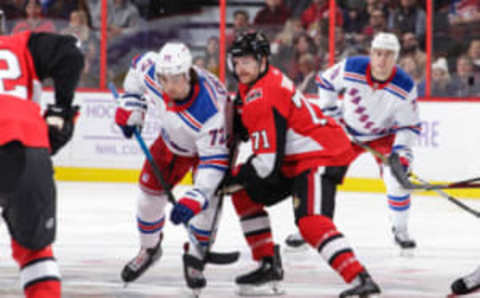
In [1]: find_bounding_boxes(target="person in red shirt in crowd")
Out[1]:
[222,30,381,298]
[0,30,84,298]
[253,0,290,38]
[12,0,56,34]
[301,0,344,29]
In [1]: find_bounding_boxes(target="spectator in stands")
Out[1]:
[401,32,426,78]
[334,26,361,61]
[287,32,317,80]
[431,57,455,97]
[270,18,304,73]
[450,55,480,97]
[61,9,94,47]
[90,0,140,37]
[296,53,318,94]
[284,0,311,17]
[448,0,480,26]
[193,56,207,69]
[301,0,343,30]
[41,0,91,21]
[253,0,291,39]
[343,4,369,35]
[388,0,426,42]
[467,39,480,72]
[362,9,388,39]
[226,9,250,47]
[399,55,425,96]
[79,39,100,87]
[205,36,220,76]
[12,0,56,33]
[1,0,26,24]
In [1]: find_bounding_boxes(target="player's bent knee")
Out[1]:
[232,190,264,217]
[298,215,335,247]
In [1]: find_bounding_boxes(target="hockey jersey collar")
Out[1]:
[366,63,397,90]
[163,82,200,112]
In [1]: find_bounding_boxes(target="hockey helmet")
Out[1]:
[371,32,400,60]
[156,42,192,76]
[228,31,270,61]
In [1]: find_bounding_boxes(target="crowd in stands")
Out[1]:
[0,0,479,97]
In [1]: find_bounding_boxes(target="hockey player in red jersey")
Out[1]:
[223,31,381,297]
[0,31,84,298]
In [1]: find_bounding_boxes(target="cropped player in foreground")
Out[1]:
[286,32,421,252]
[114,42,231,292]
[222,30,381,297]
[451,265,480,295]
[0,30,84,298]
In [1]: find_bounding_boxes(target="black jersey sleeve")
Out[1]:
[28,33,85,108]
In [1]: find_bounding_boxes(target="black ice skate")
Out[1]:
[285,232,307,250]
[451,269,480,295]
[392,227,416,249]
[236,245,284,296]
[340,271,381,298]
[121,233,163,283]
[183,242,206,297]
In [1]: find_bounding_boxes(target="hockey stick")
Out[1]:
[354,141,480,190]
[354,141,480,218]
[109,83,240,264]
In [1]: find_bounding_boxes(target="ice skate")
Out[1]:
[183,243,206,297]
[284,232,308,252]
[451,268,480,295]
[121,233,163,283]
[340,271,381,298]
[236,245,284,296]
[392,227,416,256]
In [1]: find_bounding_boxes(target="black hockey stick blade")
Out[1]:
[205,250,241,264]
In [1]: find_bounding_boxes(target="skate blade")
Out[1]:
[397,247,415,258]
[236,281,285,296]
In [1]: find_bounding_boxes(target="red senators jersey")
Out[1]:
[237,66,354,177]
[0,31,48,147]
[0,31,83,148]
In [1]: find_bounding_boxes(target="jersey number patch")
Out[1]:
[251,130,270,150]
[0,50,27,99]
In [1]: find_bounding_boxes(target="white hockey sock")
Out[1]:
[136,191,168,248]
[387,194,411,231]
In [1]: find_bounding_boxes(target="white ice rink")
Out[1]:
[1,182,479,297]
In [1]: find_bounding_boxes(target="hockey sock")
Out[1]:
[232,190,274,261]
[298,215,364,283]
[387,194,410,230]
[11,240,61,298]
[137,191,167,248]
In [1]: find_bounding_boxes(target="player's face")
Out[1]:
[233,55,262,85]
[157,73,190,101]
[370,48,396,80]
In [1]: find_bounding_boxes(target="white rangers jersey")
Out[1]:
[316,56,421,151]
[123,51,230,199]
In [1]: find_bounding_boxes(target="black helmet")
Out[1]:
[228,31,271,61]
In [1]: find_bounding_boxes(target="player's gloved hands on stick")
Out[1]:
[115,93,147,138]
[388,148,412,187]
[170,189,208,225]
[44,104,80,155]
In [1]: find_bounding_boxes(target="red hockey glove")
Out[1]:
[115,93,147,138]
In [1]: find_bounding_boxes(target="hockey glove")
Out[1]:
[388,149,412,188]
[44,104,80,155]
[115,93,147,138]
[170,189,208,225]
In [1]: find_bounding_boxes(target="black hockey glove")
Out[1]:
[44,104,80,155]
[387,152,412,189]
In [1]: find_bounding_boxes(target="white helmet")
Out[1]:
[156,42,192,75]
[371,32,401,60]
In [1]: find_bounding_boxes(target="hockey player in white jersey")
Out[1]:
[114,42,230,290]
[286,32,421,251]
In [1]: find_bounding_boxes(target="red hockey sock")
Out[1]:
[232,190,274,261]
[11,240,61,298]
[298,216,364,283]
